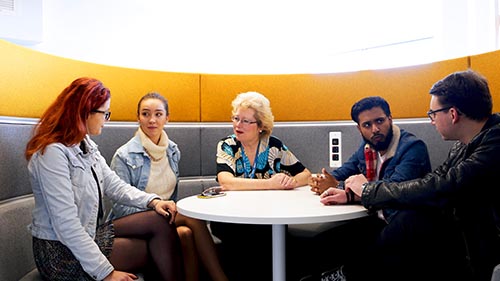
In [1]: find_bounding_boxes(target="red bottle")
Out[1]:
[364,144,376,181]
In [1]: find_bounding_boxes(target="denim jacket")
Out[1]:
[333,125,431,222]
[108,133,180,220]
[28,135,159,280]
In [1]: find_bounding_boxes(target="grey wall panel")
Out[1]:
[167,126,202,177]
[0,195,36,281]
[396,120,453,170]
[0,117,452,202]
[0,123,33,201]
[200,125,233,176]
[92,124,203,177]
[91,124,138,165]
[272,123,361,175]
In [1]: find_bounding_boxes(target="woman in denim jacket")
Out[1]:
[26,78,183,281]
[109,92,228,281]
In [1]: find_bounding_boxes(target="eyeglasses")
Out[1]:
[426,106,452,121]
[231,115,257,125]
[92,110,111,121]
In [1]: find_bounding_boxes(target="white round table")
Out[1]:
[177,186,368,281]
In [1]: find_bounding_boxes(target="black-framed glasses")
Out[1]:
[426,106,452,121]
[92,110,111,121]
[231,115,257,125]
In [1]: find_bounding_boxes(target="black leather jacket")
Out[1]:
[362,113,500,281]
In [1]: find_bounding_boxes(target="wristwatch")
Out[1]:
[361,182,369,193]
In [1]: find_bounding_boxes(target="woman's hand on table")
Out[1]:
[269,173,299,190]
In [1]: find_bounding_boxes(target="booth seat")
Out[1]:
[0,116,452,281]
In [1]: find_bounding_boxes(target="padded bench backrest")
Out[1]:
[0,116,454,281]
[196,120,452,176]
[0,195,36,280]
[0,116,453,201]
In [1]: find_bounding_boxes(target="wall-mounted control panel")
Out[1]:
[329,131,342,168]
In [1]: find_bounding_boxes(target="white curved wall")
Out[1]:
[3,0,499,74]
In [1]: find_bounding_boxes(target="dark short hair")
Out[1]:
[350,96,391,124]
[429,69,492,121]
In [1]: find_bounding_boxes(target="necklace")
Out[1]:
[241,139,261,179]
[143,147,164,162]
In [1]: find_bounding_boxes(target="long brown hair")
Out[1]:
[25,77,110,160]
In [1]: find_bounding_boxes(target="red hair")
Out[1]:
[25,77,110,160]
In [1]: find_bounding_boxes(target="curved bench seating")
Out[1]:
[0,116,453,280]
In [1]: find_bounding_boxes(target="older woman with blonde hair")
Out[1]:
[216,91,311,190]
[211,91,311,280]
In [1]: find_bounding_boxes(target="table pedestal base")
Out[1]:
[272,224,286,281]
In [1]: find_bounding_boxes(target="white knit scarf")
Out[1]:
[137,127,176,199]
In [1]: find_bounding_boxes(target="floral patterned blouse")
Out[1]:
[216,134,307,180]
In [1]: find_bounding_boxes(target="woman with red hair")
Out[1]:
[25,77,183,281]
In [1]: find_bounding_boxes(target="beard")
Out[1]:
[364,126,393,151]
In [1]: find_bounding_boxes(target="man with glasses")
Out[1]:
[291,96,432,280]
[322,69,500,281]
[427,106,452,121]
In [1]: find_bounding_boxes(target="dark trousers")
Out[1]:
[211,222,274,281]
[288,210,471,281]
[360,209,471,281]
[287,215,385,280]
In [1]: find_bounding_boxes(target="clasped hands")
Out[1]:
[308,168,367,205]
[268,172,299,190]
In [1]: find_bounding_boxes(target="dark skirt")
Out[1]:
[33,221,114,281]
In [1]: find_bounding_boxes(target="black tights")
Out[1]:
[110,210,184,281]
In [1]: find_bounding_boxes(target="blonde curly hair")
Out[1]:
[231,91,274,138]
